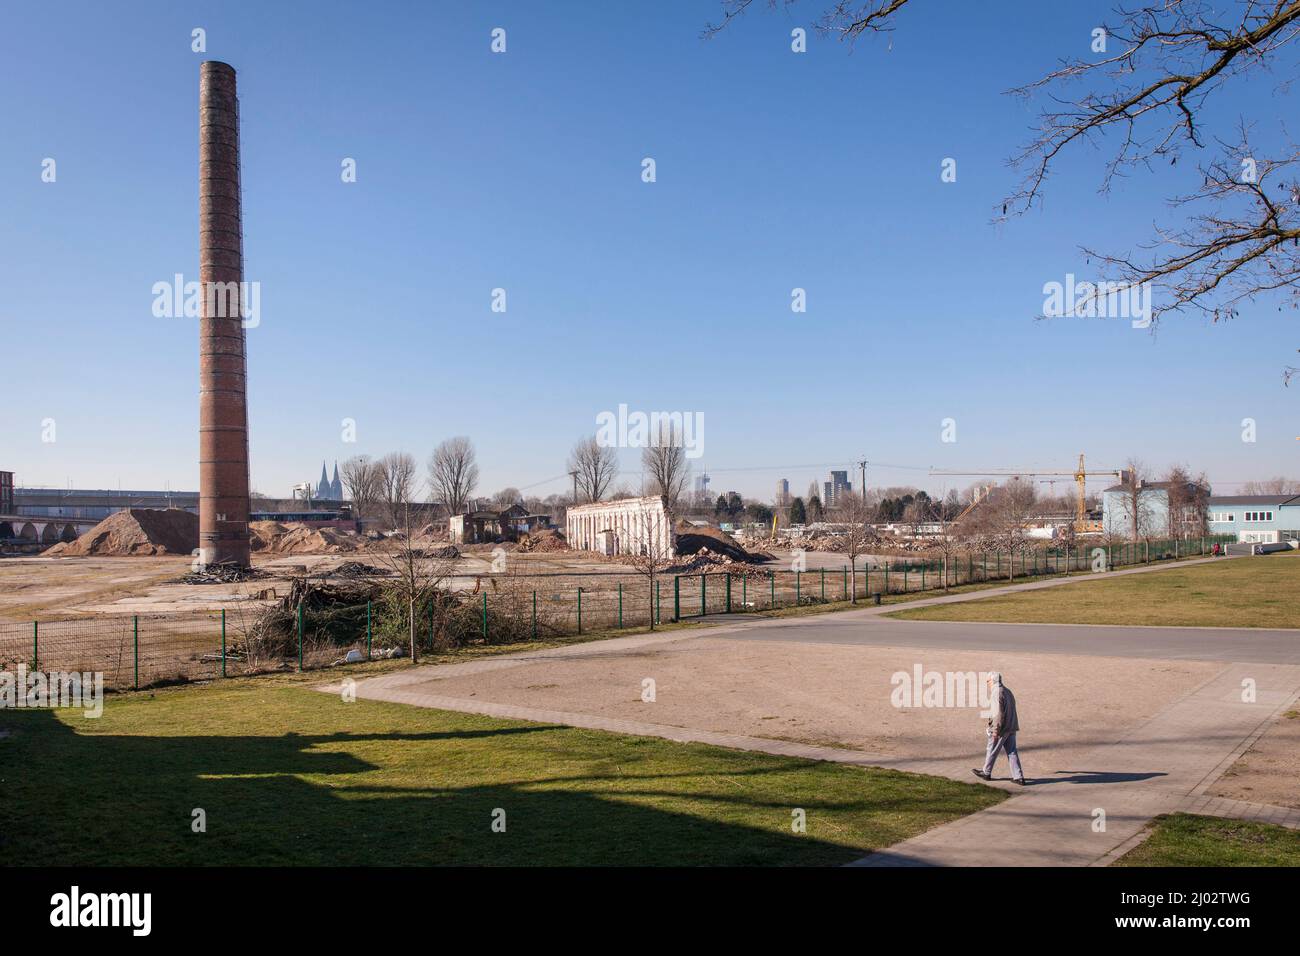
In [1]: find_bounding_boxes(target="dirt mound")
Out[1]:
[674,521,767,563]
[251,521,362,556]
[517,528,567,553]
[45,508,198,557]
[666,546,773,575]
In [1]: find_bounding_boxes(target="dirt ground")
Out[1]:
[397,634,1224,777]
[0,548,669,623]
[1210,709,1300,809]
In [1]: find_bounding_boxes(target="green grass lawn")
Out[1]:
[886,552,1300,628]
[0,679,1002,866]
[1115,813,1300,866]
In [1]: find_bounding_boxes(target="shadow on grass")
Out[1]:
[0,707,990,867]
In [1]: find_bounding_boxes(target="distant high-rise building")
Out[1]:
[776,478,790,506]
[825,470,852,507]
[693,472,711,497]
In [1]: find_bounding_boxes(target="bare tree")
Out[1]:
[377,509,458,662]
[1164,464,1211,539]
[375,452,417,531]
[623,497,677,630]
[1115,458,1158,542]
[641,424,690,511]
[983,480,1038,580]
[568,436,619,503]
[931,489,966,591]
[708,0,1300,380]
[428,437,479,516]
[837,494,876,602]
[490,487,522,509]
[340,455,383,524]
[1241,476,1300,494]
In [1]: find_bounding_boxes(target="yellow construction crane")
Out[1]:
[930,454,1125,532]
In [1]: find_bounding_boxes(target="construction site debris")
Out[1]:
[178,564,265,585]
[43,509,198,557]
[250,521,364,555]
[331,561,396,578]
[674,522,771,564]
[516,529,567,553]
[665,546,773,575]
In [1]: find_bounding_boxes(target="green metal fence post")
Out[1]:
[742,575,747,608]
[674,575,681,621]
[921,562,926,590]
[820,568,826,602]
[296,604,303,672]
[903,564,908,593]
[221,608,227,678]
[725,573,732,613]
[655,580,661,626]
[770,572,775,609]
[367,601,372,660]
[618,582,623,628]
[32,621,38,671]
[482,592,488,640]
[133,616,139,690]
[701,574,707,616]
[577,587,582,635]
[883,562,889,594]
[795,571,801,604]
[532,590,537,639]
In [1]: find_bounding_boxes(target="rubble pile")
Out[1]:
[44,508,199,557]
[675,522,771,565]
[250,521,364,556]
[178,564,265,584]
[331,561,396,578]
[665,547,773,575]
[517,529,567,553]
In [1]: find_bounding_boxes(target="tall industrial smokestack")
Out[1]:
[198,61,251,567]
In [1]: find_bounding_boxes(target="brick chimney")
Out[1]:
[197,61,251,567]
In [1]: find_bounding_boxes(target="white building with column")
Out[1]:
[565,495,676,558]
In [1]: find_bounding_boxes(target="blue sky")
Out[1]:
[2,0,1296,502]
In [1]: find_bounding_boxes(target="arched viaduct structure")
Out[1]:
[0,516,93,544]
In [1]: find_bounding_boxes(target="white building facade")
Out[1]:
[566,495,676,557]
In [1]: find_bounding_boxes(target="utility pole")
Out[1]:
[569,470,579,504]
[858,459,868,503]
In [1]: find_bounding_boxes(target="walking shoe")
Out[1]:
[971,769,991,780]
[1013,778,1027,786]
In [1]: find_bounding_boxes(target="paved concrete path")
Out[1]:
[316,556,1300,866]
[849,661,1300,866]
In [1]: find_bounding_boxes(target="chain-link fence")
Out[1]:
[1,535,1233,691]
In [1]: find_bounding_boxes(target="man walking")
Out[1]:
[973,671,1026,785]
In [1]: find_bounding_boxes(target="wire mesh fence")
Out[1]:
[2,535,1233,691]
